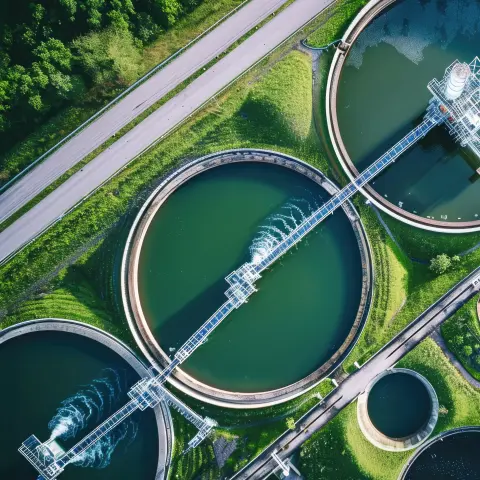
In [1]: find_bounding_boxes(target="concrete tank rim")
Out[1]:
[397,425,480,479]
[357,367,439,452]
[325,0,480,234]
[0,318,173,479]
[121,148,375,409]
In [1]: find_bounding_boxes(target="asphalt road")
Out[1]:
[0,0,287,225]
[232,266,480,479]
[0,0,335,264]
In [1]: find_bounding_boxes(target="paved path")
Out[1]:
[0,0,335,264]
[430,329,480,389]
[231,267,480,479]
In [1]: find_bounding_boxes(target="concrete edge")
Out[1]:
[325,0,480,234]
[0,318,174,479]
[398,426,480,479]
[357,368,439,452]
[121,148,374,409]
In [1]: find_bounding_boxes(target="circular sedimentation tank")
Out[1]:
[123,150,373,407]
[399,427,480,479]
[327,0,480,231]
[0,319,171,480]
[357,368,438,451]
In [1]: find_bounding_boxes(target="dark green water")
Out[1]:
[367,372,432,438]
[404,430,480,479]
[0,331,158,480]
[138,162,363,392]
[337,0,480,222]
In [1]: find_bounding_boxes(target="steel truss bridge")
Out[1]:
[22,57,480,480]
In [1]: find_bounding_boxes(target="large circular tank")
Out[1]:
[123,150,373,407]
[327,0,480,231]
[357,368,438,451]
[0,319,171,480]
[399,427,480,479]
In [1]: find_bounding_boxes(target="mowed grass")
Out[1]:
[198,50,322,166]
[300,339,480,479]
[344,200,480,370]
[2,239,128,340]
[0,0,246,183]
[306,0,368,47]
[343,203,409,369]
[380,212,480,260]
[242,51,313,139]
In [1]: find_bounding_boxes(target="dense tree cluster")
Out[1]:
[0,0,202,139]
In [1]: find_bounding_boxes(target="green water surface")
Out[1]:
[337,0,480,222]
[0,331,159,480]
[138,162,363,392]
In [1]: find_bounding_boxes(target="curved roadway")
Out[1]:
[231,266,480,479]
[0,0,335,264]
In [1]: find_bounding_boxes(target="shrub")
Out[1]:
[429,254,452,275]
[463,345,473,357]
[73,26,142,87]
[285,417,295,430]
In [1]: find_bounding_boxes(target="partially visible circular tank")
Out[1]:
[445,63,470,101]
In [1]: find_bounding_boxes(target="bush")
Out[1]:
[463,345,473,357]
[73,27,142,87]
[285,417,295,430]
[454,335,464,347]
[429,254,452,275]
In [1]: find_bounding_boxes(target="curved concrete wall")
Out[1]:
[357,368,439,451]
[0,318,173,479]
[325,0,480,233]
[122,149,374,409]
[398,426,480,479]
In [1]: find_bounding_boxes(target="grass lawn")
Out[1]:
[306,0,368,47]
[380,212,480,260]
[0,0,246,183]
[343,199,480,371]
[299,339,480,479]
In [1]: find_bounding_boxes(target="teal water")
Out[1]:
[337,0,480,222]
[0,331,158,480]
[367,372,432,438]
[404,430,480,479]
[138,162,363,392]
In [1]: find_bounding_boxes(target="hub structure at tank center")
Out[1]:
[18,57,480,480]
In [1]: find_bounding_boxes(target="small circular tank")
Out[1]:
[357,368,439,451]
[445,63,470,101]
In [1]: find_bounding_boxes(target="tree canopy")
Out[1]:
[0,0,204,144]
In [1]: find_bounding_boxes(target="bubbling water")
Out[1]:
[250,196,319,265]
[48,368,138,470]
